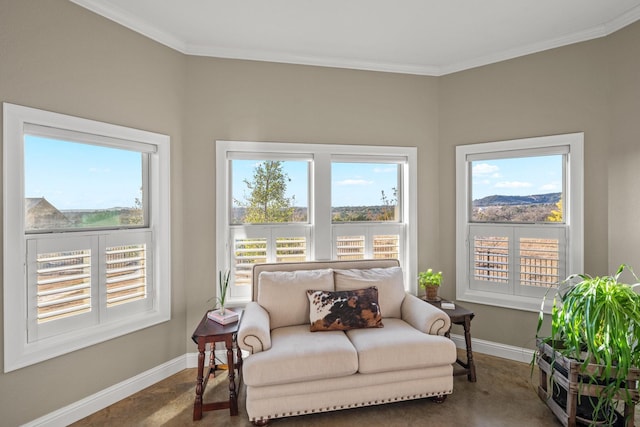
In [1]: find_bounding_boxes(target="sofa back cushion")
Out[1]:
[258,268,334,329]
[334,267,406,318]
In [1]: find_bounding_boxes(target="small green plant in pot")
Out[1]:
[418,268,442,301]
[535,264,640,426]
[216,270,231,315]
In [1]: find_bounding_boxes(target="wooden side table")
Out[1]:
[426,299,477,382]
[191,309,243,421]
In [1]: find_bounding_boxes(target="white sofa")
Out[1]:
[237,259,457,425]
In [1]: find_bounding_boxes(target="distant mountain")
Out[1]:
[231,205,394,223]
[473,192,561,207]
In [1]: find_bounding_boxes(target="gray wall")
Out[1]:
[0,1,187,425]
[608,21,640,273]
[1,0,639,424]
[438,38,611,346]
[181,56,440,341]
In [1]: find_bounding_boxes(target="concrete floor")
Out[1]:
[72,351,639,426]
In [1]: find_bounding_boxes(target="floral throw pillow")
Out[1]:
[307,287,383,331]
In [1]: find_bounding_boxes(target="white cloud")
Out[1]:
[472,163,499,176]
[495,181,533,189]
[373,167,396,173]
[539,183,559,191]
[335,179,374,186]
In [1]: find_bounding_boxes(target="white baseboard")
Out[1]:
[186,350,199,368]
[450,333,535,364]
[22,355,188,427]
[25,338,535,426]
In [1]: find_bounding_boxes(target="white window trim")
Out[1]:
[216,140,418,303]
[3,103,171,372]
[455,133,583,313]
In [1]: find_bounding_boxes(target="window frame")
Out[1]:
[3,103,171,372]
[455,133,583,313]
[216,141,417,304]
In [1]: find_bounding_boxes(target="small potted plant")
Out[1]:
[207,270,239,324]
[534,264,640,426]
[216,270,231,315]
[418,268,442,301]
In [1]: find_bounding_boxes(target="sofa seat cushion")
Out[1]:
[243,324,358,387]
[334,267,406,318]
[346,318,457,374]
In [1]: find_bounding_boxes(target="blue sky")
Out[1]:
[471,155,563,200]
[26,140,559,211]
[232,160,398,207]
[24,135,142,210]
[332,162,398,206]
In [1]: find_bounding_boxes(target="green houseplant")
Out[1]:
[216,270,231,315]
[418,268,442,301]
[535,264,640,426]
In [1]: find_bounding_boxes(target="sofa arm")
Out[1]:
[401,293,451,336]
[238,302,272,354]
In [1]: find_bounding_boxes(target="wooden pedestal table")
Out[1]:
[191,310,243,421]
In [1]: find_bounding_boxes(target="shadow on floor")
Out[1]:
[72,351,638,427]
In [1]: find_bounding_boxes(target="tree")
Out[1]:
[375,188,397,221]
[547,199,563,222]
[123,187,143,225]
[237,161,295,223]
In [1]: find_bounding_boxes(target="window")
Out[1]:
[232,159,308,224]
[24,134,147,231]
[332,162,402,261]
[455,133,583,312]
[3,103,170,372]
[331,162,399,223]
[216,141,417,303]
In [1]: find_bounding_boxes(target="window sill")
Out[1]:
[456,287,557,314]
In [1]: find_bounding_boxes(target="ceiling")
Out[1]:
[71,0,640,76]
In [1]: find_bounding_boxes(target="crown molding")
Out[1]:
[69,0,187,52]
[186,44,442,76]
[605,3,640,33]
[438,25,608,76]
[70,0,640,77]
[439,4,640,76]
[438,6,640,76]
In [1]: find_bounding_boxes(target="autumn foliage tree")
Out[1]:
[547,199,563,222]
